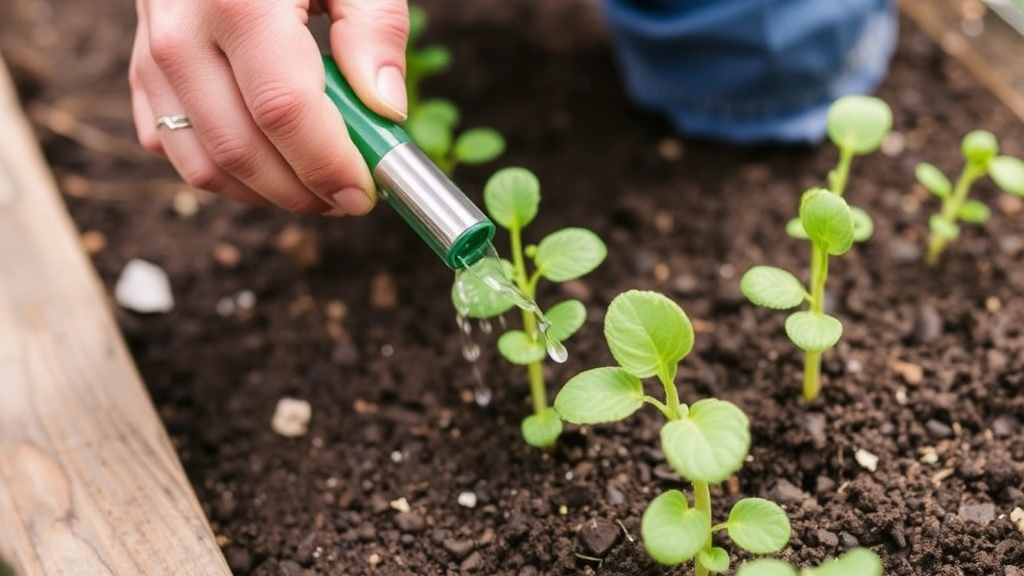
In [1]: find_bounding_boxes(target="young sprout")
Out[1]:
[554,290,790,574]
[404,5,505,174]
[787,95,892,244]
[741,188,855,402]
[917,130,1024,265]
[453,167,606,448]
[736,547,883,576]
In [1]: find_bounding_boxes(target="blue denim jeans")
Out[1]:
[602,0,897,143]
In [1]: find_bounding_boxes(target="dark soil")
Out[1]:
[3,0,1024,574]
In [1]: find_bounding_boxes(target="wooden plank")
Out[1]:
[0,59,231,576]
[901,0,1024,124]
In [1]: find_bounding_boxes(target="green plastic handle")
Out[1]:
[322,55,408,169]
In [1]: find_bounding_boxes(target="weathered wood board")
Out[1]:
[0,59,231,576]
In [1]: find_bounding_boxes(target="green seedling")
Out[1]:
[737,547,883,576]
[787,95,892,243]
[404,5,505,174]
[917,129,1024,265]
[555,290,790,574]
[741,189,856,402]
[453,167,607,448]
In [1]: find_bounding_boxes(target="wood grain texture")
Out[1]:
[0,59,231,576]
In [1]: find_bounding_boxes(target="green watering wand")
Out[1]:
[322,56,494,269]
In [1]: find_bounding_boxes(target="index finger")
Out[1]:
[211,3,376,208]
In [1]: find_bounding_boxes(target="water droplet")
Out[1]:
[479,318,492,334]
[474,388,493,407]
[463,342,480,362]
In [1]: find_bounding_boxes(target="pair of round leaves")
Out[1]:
[641,491,790,567]
[826,95,892,156]
[555,291,752,484]
[740,266,843,353]
[736,547,883,576]
[406,100,505,167]
[917,156,1024,200]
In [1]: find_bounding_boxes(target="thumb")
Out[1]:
[327,0,410,122]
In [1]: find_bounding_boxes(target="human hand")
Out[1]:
[129,0,410,215]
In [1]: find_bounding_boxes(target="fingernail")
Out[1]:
[376,66,408,121]
[331,187,374,216]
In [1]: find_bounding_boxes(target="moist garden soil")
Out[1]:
[3,0,1024,574]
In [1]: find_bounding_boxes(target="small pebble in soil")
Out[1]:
[579,518,620,557]
[212,242,241,268]
[890,359,923,385]
[390,450,403,463]
[997,194,1024,216]
[998,235,1023,256]
[1010,507,1024,532]
[275,224,321,269]
[855,448,879,472]
[605,483,625,506]
[389,497,410,512]
[215,296,235,317]
[919,447,939,464]
[889,238,922,264]
[270,397,311,437]
[657,137,684,161]
[367,553,381,567]
[992,415,1020,438]
[278,560,302,576]
[114,258,174,313]
[172,190,199,217]
[370,272,399,310]
[80,230,107,255]
[815,529,840,548]
[880,131,906,156]
[670,273,698,295]
[925,419,953,439]
[911,305,943,344]
[394,511,425,533]
[958,502,996,524]
[768,479,811,508]
[235,289,256,310]
[460,551,484,572]
[457,491,478,509]
[443,538,475,560]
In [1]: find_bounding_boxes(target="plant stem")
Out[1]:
[803,243,829,402]
[693,480,712,576]
[660,369,682,420]
[926,164,984,266]
[830,148,854,196]
[509,224,547,416]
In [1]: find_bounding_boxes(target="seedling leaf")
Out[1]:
[641,490,709,566]
[809,548,883,576]
[784,311,842,353]
[929,214,960,240]
[957,200,991,223]
[725,498,791,553]
[661,399,750,483]
[534,228,607,282]
[452,259,516,318]
[850,206,874,242]
[800,189,855,256]
[826,95,892,155]
[604,290,694,381]
[736,559,799,576]
[415,99,459,128]
[406,114,452,160]
[785,218,808,239]
[697,547,730,573]
[454,128,505,165]
[497,330,547,365]
[521,408,563,449]
[740,266,807,310]
[408,45,451,77]
[408,5,427,45]
[961,130,998,165]
[544,299,586,342]
[989,156,1024,196]
[554,367,645,424]
[484,167,540,230]
[915,162,952,198]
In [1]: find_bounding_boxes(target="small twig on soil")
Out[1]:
[28,101,151,163]
[615,519,634,543]
[574,553,603,566]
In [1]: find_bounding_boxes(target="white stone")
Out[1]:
[389,497,410,512]
[114,259,174,313]
[855,448,879,472]
[457,491,477,509]
[270,397,311,438]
